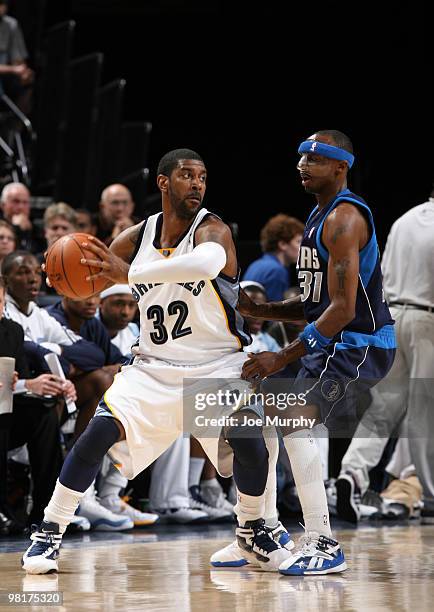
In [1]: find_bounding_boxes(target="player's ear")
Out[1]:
[336,160,348,175]
[157,174,169,193]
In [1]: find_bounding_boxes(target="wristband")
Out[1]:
[299,322,332,354]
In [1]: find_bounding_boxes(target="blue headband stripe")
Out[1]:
[298,141,355,168]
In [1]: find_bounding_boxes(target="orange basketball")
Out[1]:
[45,233,108,299]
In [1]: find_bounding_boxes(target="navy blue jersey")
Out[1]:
[297,188,394,343]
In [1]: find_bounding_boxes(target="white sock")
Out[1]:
[201,477,221,490]
[188,457,205,489]
[235,490,265,526]
[283,428,332,537]
[263,425,279,528]
[44,480,86,535]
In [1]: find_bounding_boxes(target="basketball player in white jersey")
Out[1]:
[22,149,292,574]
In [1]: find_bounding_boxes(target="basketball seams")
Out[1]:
[60,239,81,298]
[70,235,97,295]
[46,233,105,299]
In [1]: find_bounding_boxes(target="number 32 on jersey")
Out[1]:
[297,246,323,303]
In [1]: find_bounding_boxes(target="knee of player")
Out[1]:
[226,422,268,466]
[73,416,121,465]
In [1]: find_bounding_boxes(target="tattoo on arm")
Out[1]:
[331,224,349,244]
[334,258,350,296]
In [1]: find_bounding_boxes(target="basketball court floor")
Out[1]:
[0,520,433,611]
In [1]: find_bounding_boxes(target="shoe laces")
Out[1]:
[297,524,339,558]
[250,520,279,554]
[29,525,61,555]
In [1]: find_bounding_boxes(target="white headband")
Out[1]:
[100,284,133,299]
[239,280,266,293]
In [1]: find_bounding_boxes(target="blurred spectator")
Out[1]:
[0,182,38,251]
[47,295,124,375]
[0,0,34,114]
[336,185,434,524]
[94,184,137,246]
[242,214,304,301]
[42,202,78,251]
[0,275,76,529]
[0,218,15,270]
[1,251,115,440]
[38,203,78,297]
[97,284,138,356]
[75,208,96,236]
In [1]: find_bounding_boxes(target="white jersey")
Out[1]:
[129,208,251,365]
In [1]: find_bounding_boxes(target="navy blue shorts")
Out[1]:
[292,345,396,435]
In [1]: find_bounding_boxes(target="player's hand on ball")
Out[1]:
[80,236,130,284]
[41,258,53,288]
[241,351,286,382]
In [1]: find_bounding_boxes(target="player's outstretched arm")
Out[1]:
[242,204,368,383]
[79,222,144,285]
[237,288,305,321]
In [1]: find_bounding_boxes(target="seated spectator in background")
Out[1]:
[47,294,124,377]
[243,214,304,301]
[0,219,15,271]
[75,208,96,236]
[2,251,114,439]
[97,284,138,356]
[0,0,34,114]
[42,202,78,253]
[38,202,78,296]
[0,183,38,252]
[94,184,137,246]
[0,275,76,530]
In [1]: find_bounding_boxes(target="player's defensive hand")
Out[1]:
[241,351,286,382]
[80,236,130,284]
[237,288,258,316]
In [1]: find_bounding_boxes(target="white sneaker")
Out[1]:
[200,481,235,515]
[67,515,91,533]
[210,521,294,568]
[100,496,159,527]
[279,532,347,575]
[22,522,62,574]
[189,486,234,523]
[77,487,133,531]
[235,519,293,571]
[154,507,209,524]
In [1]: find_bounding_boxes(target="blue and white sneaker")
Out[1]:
[210,521,294,567]
[235,519,293,571]
[22,522,62,574]
[279,532,347,575]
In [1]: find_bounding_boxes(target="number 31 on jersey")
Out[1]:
[297,246,323,303]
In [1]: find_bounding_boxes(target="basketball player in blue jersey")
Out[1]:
[240,130,396,575]
[21,149,294,574]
